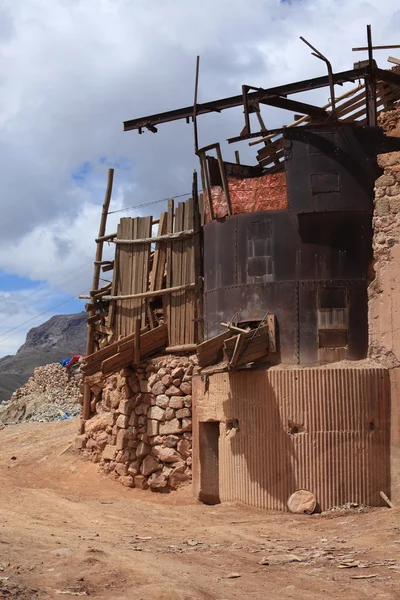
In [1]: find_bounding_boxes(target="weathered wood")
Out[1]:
[101,324,168,375]
[114,229,194,245]
[229,333,246,367]
[134,319,141,365]
[220,322,248,333]
[267,314,277,353]
[82,325,149,375]
[223,325,270,367]
[164,344,197,353]
[149,212,168,293]
[82,282,195,301]
[87,168,114,357]
[82,383,92,421]
[196,330,234,368]
[95,232,117,243]
[193,172,204,344]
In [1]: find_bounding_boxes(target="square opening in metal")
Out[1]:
[318,287,347,309]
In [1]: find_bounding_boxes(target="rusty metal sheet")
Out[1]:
[298,280,368,365]
[204,282,299,365]
[284,124,380,213]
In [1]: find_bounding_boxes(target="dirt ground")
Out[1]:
[0,420,399,599]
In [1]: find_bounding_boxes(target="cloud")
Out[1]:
[0,0,399,355]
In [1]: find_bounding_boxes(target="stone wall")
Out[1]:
[369,104,400,367]
[77,354,199,491]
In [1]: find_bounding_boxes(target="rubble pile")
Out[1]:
[0,363,81,424]
[78,354,200,491]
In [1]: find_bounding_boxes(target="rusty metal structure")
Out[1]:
[124,27,400,366]
[121,26,400,510]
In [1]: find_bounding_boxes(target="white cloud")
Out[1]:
[0,0,399,354]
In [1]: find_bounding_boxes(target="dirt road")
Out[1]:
[0,419,399,599]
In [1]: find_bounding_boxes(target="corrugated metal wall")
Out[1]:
[193,366,390,511]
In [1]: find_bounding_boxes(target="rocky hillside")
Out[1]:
[0,313,87,404]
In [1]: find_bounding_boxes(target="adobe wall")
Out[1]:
[369,105,400,367]
[77,354,199,491]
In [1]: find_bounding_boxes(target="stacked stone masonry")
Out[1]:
[369,104,400,367]
[77,354,199,492]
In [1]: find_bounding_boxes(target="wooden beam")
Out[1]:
[114,229,194,245]
[80,282,196,301]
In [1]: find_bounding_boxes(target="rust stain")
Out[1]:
[207,172,287,220]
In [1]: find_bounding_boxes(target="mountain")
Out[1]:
[0,312,87,404]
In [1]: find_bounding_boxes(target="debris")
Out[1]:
[56,591,88,596]
[0,363,81,424]
[259,557,270,565]
[380,491,395,508]
[351,574,377,579]
[225,573,241,579]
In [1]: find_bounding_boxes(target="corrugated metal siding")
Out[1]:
[195,367,390,511]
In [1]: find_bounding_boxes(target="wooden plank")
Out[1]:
[142,216,152,328]
[82,383,92,421]
[223,326,270,367]
[83,325,149,373]
[131,217,140,328]
[164,199,174,343]
[150,212,168,292]
[193,173,204,344]
[134,319,141,365]
[181,201,188,344]
[229,333,246,368]
[268,314,277,353]
[187,197,196,344]
[101,324,168,375]
[117,323,165,354]
[196,330,234,368]
[171,203,184,346]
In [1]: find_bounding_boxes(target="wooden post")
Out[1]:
[83,168,114,427]
[86,168,115,357]
[193,170,204,344]
[134,318,141,366]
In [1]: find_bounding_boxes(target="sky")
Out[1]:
[0,0,399,357]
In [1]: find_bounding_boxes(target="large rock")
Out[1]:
[148,471,168,490]
[141,454,162,476]
[85,412,114,434]
[102,445,117,461]
[151,381,167,396]
[159,419,182,435]
[152,445,181,463]
[147,406,165,421]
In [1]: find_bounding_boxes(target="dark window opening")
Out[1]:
[318,287,347,309]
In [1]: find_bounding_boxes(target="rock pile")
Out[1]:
[0,363,81,424]
[78,354,200,492]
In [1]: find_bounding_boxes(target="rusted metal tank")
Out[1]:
[203,125,375,365]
